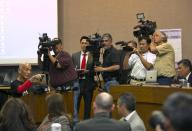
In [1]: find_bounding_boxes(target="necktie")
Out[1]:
[81,53,87,69]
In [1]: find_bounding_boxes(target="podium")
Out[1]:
[109,85,192,131]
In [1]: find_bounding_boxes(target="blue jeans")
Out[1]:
[104,78,119,92]
[73,80,80,123]
[157,76,174,85]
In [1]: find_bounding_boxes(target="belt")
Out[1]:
[131,76,146,81]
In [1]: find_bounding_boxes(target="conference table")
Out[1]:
[20,85,192,131]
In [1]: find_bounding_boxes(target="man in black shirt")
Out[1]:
[95,33,120,92]
[9,63,42,97]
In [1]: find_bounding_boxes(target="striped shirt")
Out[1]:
[128,51,156,79]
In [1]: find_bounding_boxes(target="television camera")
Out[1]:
[85,33,104,66]
[37,33,61,72]
[133,13,157,38]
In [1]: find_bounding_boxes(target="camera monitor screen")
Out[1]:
[0,0,58,65]
[136,13,145,20]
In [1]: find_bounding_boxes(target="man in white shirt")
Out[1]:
[117,92,146,131]
[124,37,156,85]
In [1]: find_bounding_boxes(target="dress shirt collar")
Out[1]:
[124,110,136,121]
[186,72,191,80]
[81,51,89,55]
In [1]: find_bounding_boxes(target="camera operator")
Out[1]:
[72,36,96,124]
[150,30,176,85]
[38,38,77,90]
[94,33,120,92]
[123,37,156,85]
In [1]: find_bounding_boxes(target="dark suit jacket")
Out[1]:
[72,51,95,91]
[75,112,131,131]
[187,72,192,87]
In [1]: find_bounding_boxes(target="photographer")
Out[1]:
[38,38,77,90]
[123,37,156,85]
[150,30,176,85]
[94,33,120,92]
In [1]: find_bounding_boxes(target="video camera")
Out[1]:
[133,13,157,38]
[115,41,134,52]
[38,33,61,54]
[38,33,61,72]
[86,33,103,65]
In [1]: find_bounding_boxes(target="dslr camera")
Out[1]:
[133,13,157,38]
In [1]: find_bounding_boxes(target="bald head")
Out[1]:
[19,63,31,70]
[18,62,32,81]
[95,92,113,111]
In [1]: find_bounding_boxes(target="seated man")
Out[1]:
[177,59,192,87]
[75,92,131,131]
[8,62,43,97]
[117,92,146,131]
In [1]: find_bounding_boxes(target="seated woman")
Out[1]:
[0,98,36,131]
[38,93,71,131]
[8,62,43,97]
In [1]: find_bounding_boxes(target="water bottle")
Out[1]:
[179,79,187,87]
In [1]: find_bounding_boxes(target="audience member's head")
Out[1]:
[102,33,113,49]
[93,92,114,113]
[162,92,192,131]
[117,92,136,117]
[0,98,36,131]
[149,110,166,131]
[138,36,151,53]
[46,93,65,117]
[18,62,32,81]
[177,59,192,78]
